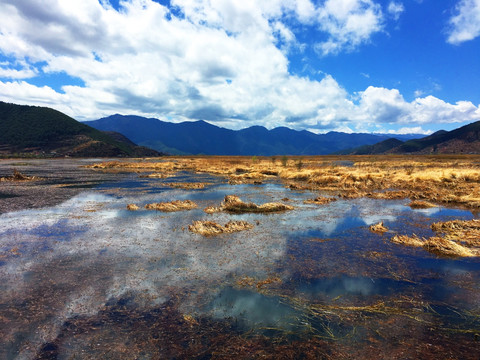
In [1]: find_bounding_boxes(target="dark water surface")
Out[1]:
[1,170,480,359]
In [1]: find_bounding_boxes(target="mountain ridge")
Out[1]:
[85,114,422,155]
[338,121,480,155]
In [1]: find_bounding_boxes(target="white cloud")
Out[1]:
[447,0,480,44]
[0,0,479,133]
[385,126,432,135]
[359,86,480,125]
[387,1,404,21]
[314,0,384,56]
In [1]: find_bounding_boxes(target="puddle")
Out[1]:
[1,169,480,358]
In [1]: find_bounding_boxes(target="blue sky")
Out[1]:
[0,0,479,134]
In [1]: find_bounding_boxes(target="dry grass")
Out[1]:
[431,219,480,246]
[408,200,437,209]
[188,220,253,236]
[392,218,480,257]
[145,200,198,212]
[126,204,139,211]
[370,221,388,233]
[235,276,282,289]
[86,155,480,209]
[304,196,337,205]
[391,234,424,247]
[0,169,39,182]
[163,182,209,189]
[205,195,294,214]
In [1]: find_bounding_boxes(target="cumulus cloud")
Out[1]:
[359,86,480,125]
[387,1,404,21]
[0,0,479,133]
[314,0,384,56]
[447,0,480,44]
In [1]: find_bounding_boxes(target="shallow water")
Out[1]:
[1,170,480,359]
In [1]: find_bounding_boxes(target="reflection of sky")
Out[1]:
[0,179,479,357]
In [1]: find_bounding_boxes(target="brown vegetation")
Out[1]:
[408,200,437,209]
[0,169,39,182]
[304,196,337,205]
[204,195,294,214]
[188,220,253,236]
[370,221,388,233]
[145,200,198,212]
[163,182,209,189]
[86,155,480,209]
[126,204,139,211]
[392,219,480,257]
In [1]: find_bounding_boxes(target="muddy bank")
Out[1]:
[0,159,123,214]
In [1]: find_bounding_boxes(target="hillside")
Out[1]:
[340,121,480,155]
[86,114,422,155]
[0,102,160,157]
[336,138,404,155]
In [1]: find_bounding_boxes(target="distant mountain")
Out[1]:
[0,102,160,157]
[339,121,480,155]
[85,114,423,155]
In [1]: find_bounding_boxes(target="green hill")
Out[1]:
[0,102,160,157]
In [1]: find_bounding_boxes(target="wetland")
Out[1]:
[1,156,480,359]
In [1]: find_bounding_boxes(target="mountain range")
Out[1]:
[0,102,160,157]
[85,114,422,155]
[2,101,479,157]
[338,121,480,155]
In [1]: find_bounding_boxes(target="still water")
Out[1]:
[1,172,479,359]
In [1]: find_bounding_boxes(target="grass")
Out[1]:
[392,219,480,257]
[188,220,253,236]
[85,154,480,209]
[204,195,294,214]
[370,221,389,233]
[145,200,198,212]
[0,169,40,182]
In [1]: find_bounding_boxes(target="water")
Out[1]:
[1,171,480,359]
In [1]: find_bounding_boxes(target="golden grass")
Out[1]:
[86,155,480,209]
[0,169,39,182]
[126,204,139,211]
[392,218,480,257]
[431,219,480,246]
[188,220,253,236]
[145,200,198,212]
[211,195,294,214]
[304,196,337,205]
[163,182,209,189]
[408,200,437,209]
[370,221,388,233]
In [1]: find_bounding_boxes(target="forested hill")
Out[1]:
[0,102,159,157]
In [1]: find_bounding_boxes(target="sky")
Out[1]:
[0,0,480,135]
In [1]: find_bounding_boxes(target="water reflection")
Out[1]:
[1,171,480,358]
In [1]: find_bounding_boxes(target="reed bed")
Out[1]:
[188,220,253,236]
[145,200,198,212]
[392,219,480,257]
[86,155,480,209]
